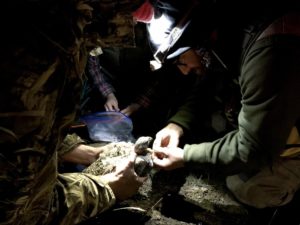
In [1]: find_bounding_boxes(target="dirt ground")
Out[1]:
[80,141,249,225]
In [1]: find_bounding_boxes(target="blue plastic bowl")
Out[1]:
[79,111,135,143]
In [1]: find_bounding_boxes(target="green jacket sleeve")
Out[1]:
[168,92,198,131]
[168,76,214,131]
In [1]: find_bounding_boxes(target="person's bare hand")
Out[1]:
[120,103,141,116]
[152,146,184,171]
[105,93,119,111]
[153,123,184,148]
[61,144,103,166]
[102,152,147,201]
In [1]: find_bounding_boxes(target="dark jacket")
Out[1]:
[182,9,300,175]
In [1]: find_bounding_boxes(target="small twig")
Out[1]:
[112,206,146,213]
[268,208,279,225]
[139,195,168,223]
[147,196,164,213]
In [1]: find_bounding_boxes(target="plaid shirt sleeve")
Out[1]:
[135,93,152,108]
[134,79,161,108]
[87,55,115,97]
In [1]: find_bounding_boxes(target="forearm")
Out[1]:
[168,79,210,131]
[58,133,86,158]
[168,108,197,132]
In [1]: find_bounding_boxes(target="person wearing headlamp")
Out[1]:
[136,0,300,209]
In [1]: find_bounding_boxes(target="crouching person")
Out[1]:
[0,0,146,225]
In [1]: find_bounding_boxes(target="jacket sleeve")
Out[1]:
[168,75,215,131]
[87,55,116,97]
[57,133,86,158]
[56,173,116,224]
[168,83,201,130]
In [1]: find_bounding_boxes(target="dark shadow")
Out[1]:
[245,189,300,225]
[160,193,207,224]
[78,206,151,225]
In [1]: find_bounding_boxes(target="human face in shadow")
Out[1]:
[174,49,205,76]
